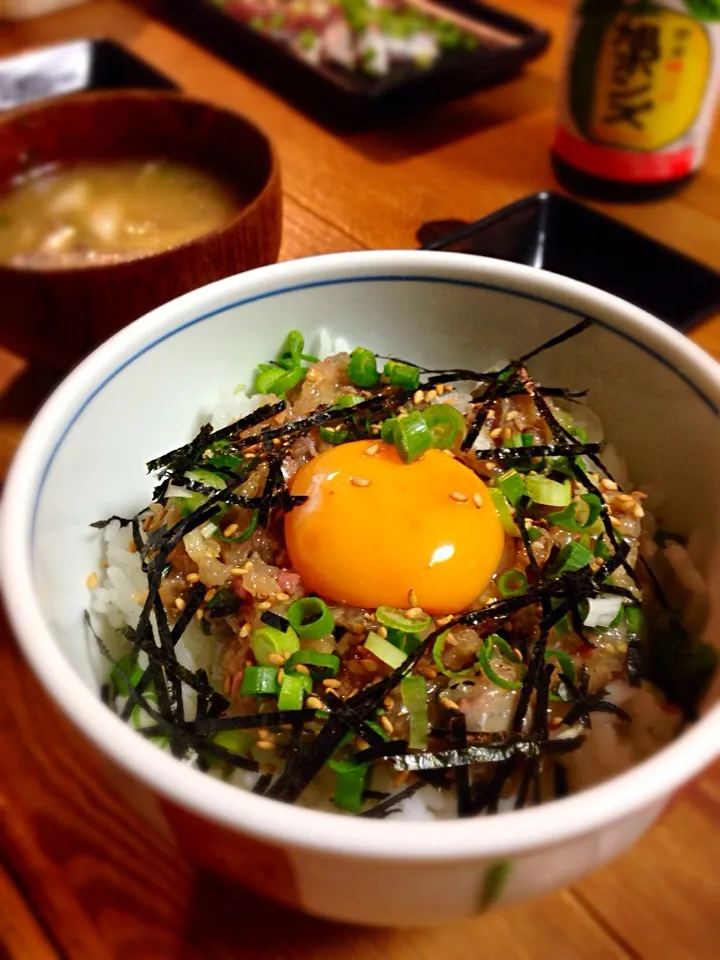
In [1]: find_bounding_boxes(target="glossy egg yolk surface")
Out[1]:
[284,440,505,615]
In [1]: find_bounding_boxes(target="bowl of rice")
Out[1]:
[2,250,720,926]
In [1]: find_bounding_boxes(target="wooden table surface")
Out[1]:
[1,1,720,957]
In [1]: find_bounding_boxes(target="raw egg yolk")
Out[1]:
[284,440,504,615]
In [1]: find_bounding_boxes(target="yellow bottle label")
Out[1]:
[589,8,710,151]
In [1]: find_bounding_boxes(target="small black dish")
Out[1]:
[172,0,548,125]
[0,39,177,111]
[419,192,720,332]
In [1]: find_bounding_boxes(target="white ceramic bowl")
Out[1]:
[3,251,720,927]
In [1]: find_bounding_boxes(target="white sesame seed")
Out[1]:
[436,383,445,396]
[406,607,424,619]
[275,592,290,602]
[366,443,379,456]
[490,427,503,438]
[408,588,418,607]
[267,653,285,666]
[376,625,388,638]
[239,622,252,638]
[440,697,461,713]
[380,715,394,735]
[601,478,618,491]
[450,491,468,503]
[306,696,324,710]
[473,492,483,508]
[424,389,437,403]
[86,572,98,590]
[222,523,239,537]
[186,572,200,583]
[175,597,186,612]
[323,678,342,689]
[257,600,272,610]
[351,476,371,487]
[413,390,424,405]
[295,663,310,675]
[256,740,275,751]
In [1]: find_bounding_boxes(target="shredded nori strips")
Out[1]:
[260,610,291,633]
[360,780,426,818]
[90,514,133,529]
[560,667,631,729]
[390,734,585,771]
[90,317,709,819]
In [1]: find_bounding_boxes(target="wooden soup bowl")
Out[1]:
[0,90,281,368]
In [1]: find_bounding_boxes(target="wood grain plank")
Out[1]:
[0,861,58,960]
[573,769,720,960]
[0,1,719,958]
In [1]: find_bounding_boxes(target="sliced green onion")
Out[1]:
[319,424,351,445]
[384,359,420,390]
[347,347,379,387]
[211,729,255,756]
[551,541,594,576]
[477,634,524,690]
[625,605,644,635]
[276,329,304,370]
[376,605,432,634]
[497,569,528,597]
[365,632,407,669]
[545,649,576,702]
[421,404,466,449]
[240,665,281,696]
[594,536,612,560]
[547,493,603,532]
[253,362,306,397]
[497,468,526,506]
[251,624,300,665]
[214,509,259,543]
[432,629,476,679]
[401,675,428,749]
[110,653,139,697]
[185,468,227,490]
[286,597,334,640]
[334,394,363,408]
[508,431,535,448]
[203,441,246,472]
[381,418,397,443]
[278,672,312,711]
[525,475,572,507]
[328,759,369,813]
[570,425,588,443]
[393,410,432,463]
[384,627,407,650]
[527,525,543,543]
[285,650,340,675]
[489,487,520,537]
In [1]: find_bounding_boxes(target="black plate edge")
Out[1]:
[421,190,720,330]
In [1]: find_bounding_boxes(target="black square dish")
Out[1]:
[0,39,177,111]
[172,0,549,123]
[420,192,720,332]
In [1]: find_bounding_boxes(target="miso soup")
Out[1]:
[0,159,239,268]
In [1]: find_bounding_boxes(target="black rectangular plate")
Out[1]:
[171,0,548,124]
[419,192,720,332]
[0,39,177,111]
